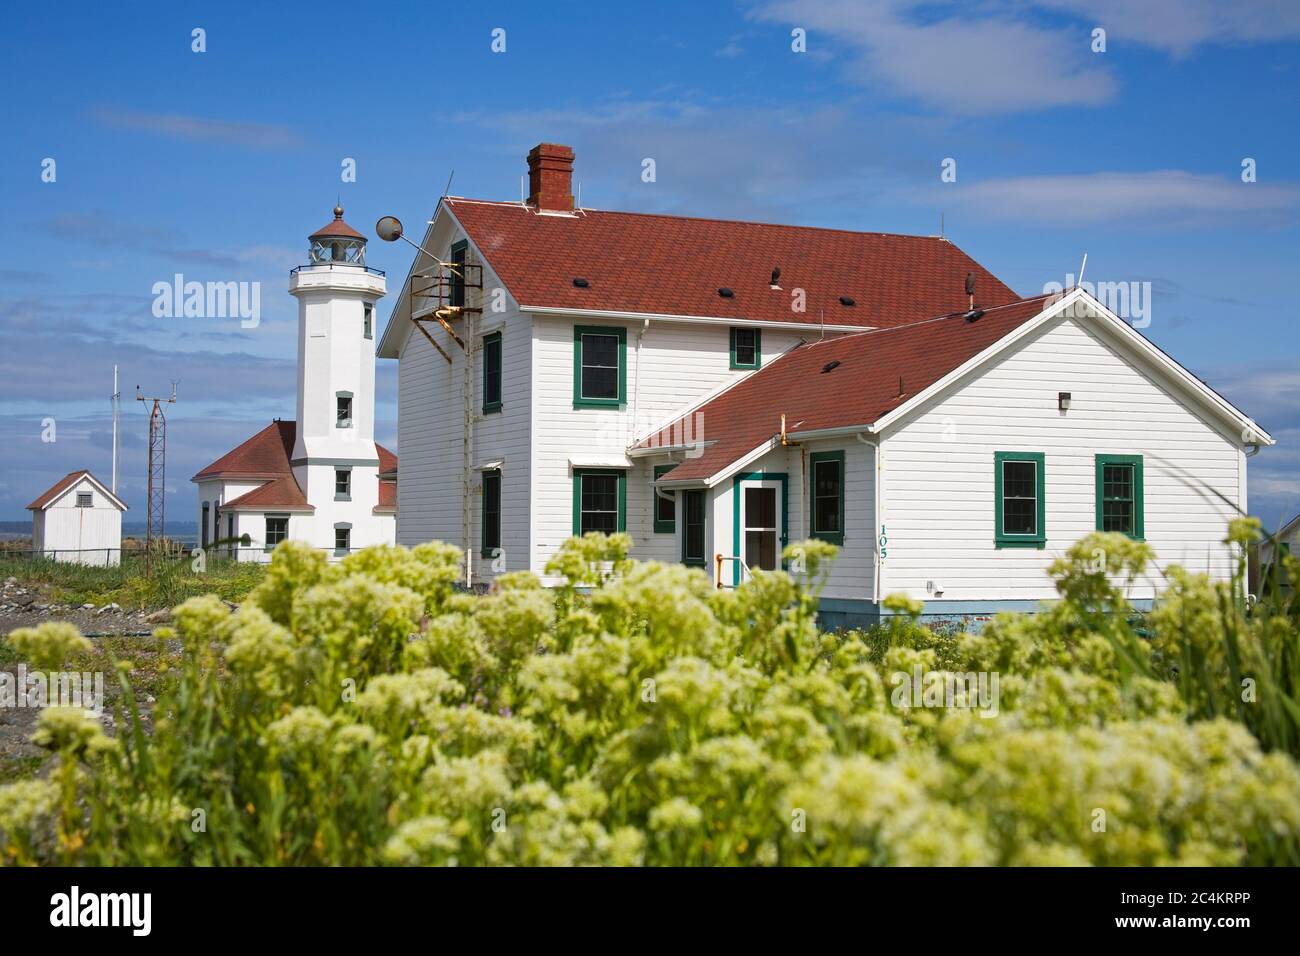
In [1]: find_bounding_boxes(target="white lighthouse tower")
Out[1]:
[287,205,393,554]
[192,205,396,561]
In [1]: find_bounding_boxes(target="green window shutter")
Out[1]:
[481,469,502,557]
[1094,454,1144,540]
[482,331,503,413]
[573,325,627,408]
[729,327,761,369]
[682,489,707,565]
[653,464,676,533]
[994,451,1046,548]
[572,470,626,536]
[809,451,845,545]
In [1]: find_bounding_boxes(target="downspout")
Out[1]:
[631,317,650,437]
[463,283,476,588]
[856,432,883,605]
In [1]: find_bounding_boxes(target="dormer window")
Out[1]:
[730,327,761,369]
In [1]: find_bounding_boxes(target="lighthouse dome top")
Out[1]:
[308,205,367,265]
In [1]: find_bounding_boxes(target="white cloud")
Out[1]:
[925,171,1300,226]
[1035,0,1300,57]
[747,0,1300,114]
[94,108,303,150]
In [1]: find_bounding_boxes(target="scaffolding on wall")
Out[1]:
[408,254,484,587]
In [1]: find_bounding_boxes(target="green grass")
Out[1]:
[0,555,266,610]
[0,755,46,785]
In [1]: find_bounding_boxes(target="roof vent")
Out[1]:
[821,360,841,374]
[964,309,985,323]
[770,266,781,288]
[718,287,735,298]
[839,296,855,306]
[572,277,589,288]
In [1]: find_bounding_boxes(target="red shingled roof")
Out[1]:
[643,294,1057,483]
[193,421,298,480]
[223,476,314,512]
[27,470,127,511]
[310,207,366,241]
[446,199,1017,329]
[194,420,397,511]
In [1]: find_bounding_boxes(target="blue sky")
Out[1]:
[1,0,1297,526]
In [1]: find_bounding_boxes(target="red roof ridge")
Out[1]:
[446,195,961,244]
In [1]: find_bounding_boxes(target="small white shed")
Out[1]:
[26,470,128,566]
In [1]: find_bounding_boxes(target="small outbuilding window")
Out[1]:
[730,327,761,369]
[995,451,1046,548]
[76,492,93,508]
[682,490,707,566]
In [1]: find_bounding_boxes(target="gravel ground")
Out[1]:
[1,576,171,780]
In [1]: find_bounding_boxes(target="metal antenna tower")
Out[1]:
[136,382,177,570]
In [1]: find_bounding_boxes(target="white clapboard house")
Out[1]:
[193,207,397,561]
[377,143,1273,627]
[27,469,127,566]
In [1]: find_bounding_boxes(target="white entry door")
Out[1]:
[739,479,783,578]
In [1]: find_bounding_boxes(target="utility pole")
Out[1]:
[111,365,120,493]
[136,383,177,574]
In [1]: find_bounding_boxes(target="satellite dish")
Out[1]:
[376,216,404,242]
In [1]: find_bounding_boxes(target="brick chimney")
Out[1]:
[526,143,575,211]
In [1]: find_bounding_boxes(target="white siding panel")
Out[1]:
[529,315,812,577]
[882,316,1243,602]
[393,233,532,584]
[726,440,876,600]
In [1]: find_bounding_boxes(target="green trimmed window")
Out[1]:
[573,326,627,408]
[264,515,288,551]
[653,465,676,533]
[809,451,845,545]
[1095,454,1144,539]
[730,327,761,369]
[995,451,1045,548]
[482,331,502,413]
[334,468,351,501]
[482,469,501,556]
[334,524,351,557]
[363,303,373,340]
[449,240,467,308]
[682,489,706,566]
[573,470,626,535]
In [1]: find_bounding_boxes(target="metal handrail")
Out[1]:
[290,262,386,277]
[714,553,749,589]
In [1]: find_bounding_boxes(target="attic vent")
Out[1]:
[572,277,590,288]
[718,287,735,298]
[821,360,841,374]
[839,296,855,307]
[964,309,985,323]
